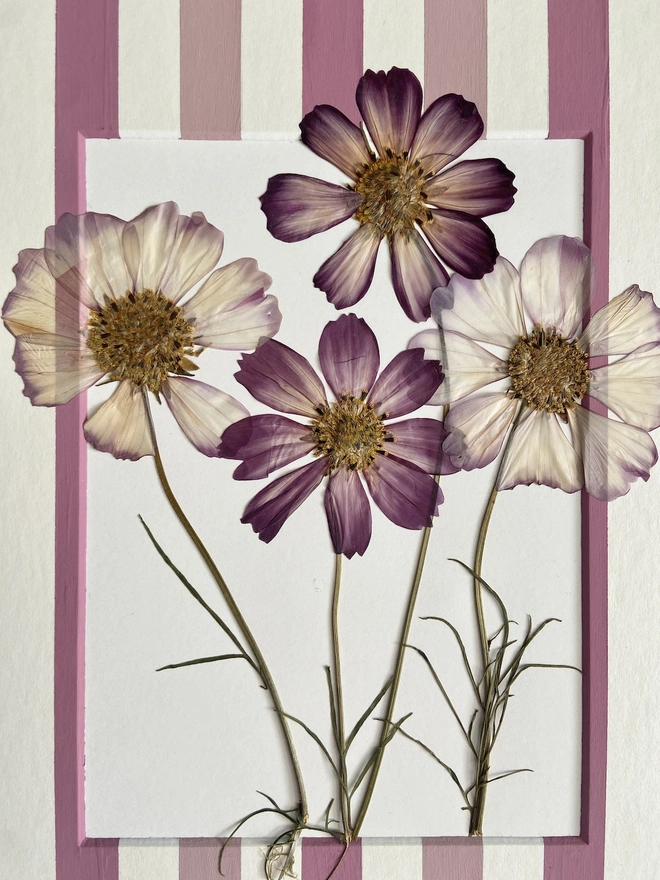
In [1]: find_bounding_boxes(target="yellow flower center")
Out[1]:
[353,150,431,238]
[312,394,392,473]
[507,325,589,417]
[86,289,197,394]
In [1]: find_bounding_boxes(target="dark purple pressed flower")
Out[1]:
[260,67,516,323]
[218,314,457,557]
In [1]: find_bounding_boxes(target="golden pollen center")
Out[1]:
[86,289,196,394]
[507,325,589,417]
[311,394,391,473]
[353,151,431,238]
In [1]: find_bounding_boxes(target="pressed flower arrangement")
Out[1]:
[3,66,658,876]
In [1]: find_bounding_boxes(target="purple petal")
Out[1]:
[387,418,457,475]
[423,210,498,279]
[424,159,516,217]
[318,313,379,398]
[324,469,372,558]
[368,349,443,418]
[314,225,381,309]
[235,339,327,418]
[409,94,483,175]
[356,67,423,156]
[390,230,449,322]
[218,414,315,479]
[260,174,361,242]
[241,458,327,543]
[300,104,372,178]
[364,455,441,529]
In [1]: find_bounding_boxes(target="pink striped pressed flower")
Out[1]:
[411,236,660,501]
[260,67,516,322]
[218,314,455,557]
[3,202,281,460]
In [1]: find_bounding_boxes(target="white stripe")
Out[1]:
[241,840,271,879]
[119,0,181,137]
[363,0,425,90]
[487,0,548,137]
[361,838,423,880]
[119,840,179,880]
[483,839,544,880]
[241,0,303,138]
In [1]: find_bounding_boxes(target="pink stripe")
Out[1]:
[302,0,363,123]
[423,838,483,880]
[179,839,241,879]
[180,0,241,139]
[546,1,609,879]
[302,839,362,880]
[424,0,487,123]
[55,0,119,877]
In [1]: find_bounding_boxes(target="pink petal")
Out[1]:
[368,348,443,418]
[409,94,483,175]
[363,455,441,529]
[83,381,154,460]
[158,210,225,303]
[580,285,660,356]
[241,458,327,543]
[589,342,660,431]
[324,469,372,558]
[162,377,248,457]
[300,104,372,178]
[260,174,362,242]
[390,230,449,323]
[318,313,379,398]
[424,158,516,217]
[443,393,519,471]
[423,210,498,279]
[12,332,104,406]
[218,414,315,479]
[356,67,423,156]
[122,202,180,294]
[387,418,456,474]
[431,329,508,406]
[314,225,381,309]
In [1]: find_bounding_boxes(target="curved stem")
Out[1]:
[331,553,352,840]
[143,394,308,822]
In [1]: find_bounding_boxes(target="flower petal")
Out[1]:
[314,225,381,309]
[429,329,508,406]
[387,418,456,474]
[356,67,423,156]
[324,469,372,558]
[568,405,657,501]
[12,332,104,405]
[241,458,327,543]
[589,342,660,431]
[580,285,660,356]
[260,174,362,242]
[425,158,516,217]
[158,211,225,303]
[300,104,372,178]
[432,255,526,348]
[409,94,483,175]
[443,393,519,470]
[83,381,154,460]
[368,348,443,418]
[122,202,180,294]
[363,455,441,529]
[390,230,449,323]
[162,377,248,456]
[423,210,498,279]
[218,414,315,479]
[318,313,379,398]
[408,328,442,360]
[235,339,327,418]
[519,236,594,338]
[497,408,583,493]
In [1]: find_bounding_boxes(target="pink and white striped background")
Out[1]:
[1,1,659,879]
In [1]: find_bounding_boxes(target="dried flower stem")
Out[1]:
[330,553,352,840]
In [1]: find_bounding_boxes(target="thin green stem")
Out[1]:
[331,553,352,840]
[142,393,308,822]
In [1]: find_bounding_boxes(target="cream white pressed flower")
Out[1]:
[411,235,660,500]
[3,202,281,459]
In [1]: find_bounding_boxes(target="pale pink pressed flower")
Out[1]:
[260,67,516,322]
[3,202,281,460]
[411,235,660,501]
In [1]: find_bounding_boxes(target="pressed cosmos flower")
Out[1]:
[218,314,456,557]
[2,202,281,460]
[260,67,516,323]
[411,235,660,501]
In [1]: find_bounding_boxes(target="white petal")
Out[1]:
[431,255,526,347]
[163,377,249,456]
[192,295,281,350]
[580,285,660,356]
[12,332,104,405]
[443,393,518,470]
[83,381,154,460]
[158,211,224,302]
[122,203,180,294]
[408,328,442,360]
[432,329,508,405]
[568,405,658,501]
[519,236,594,338]
[497,408,583,492]
[589,342,660,430]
